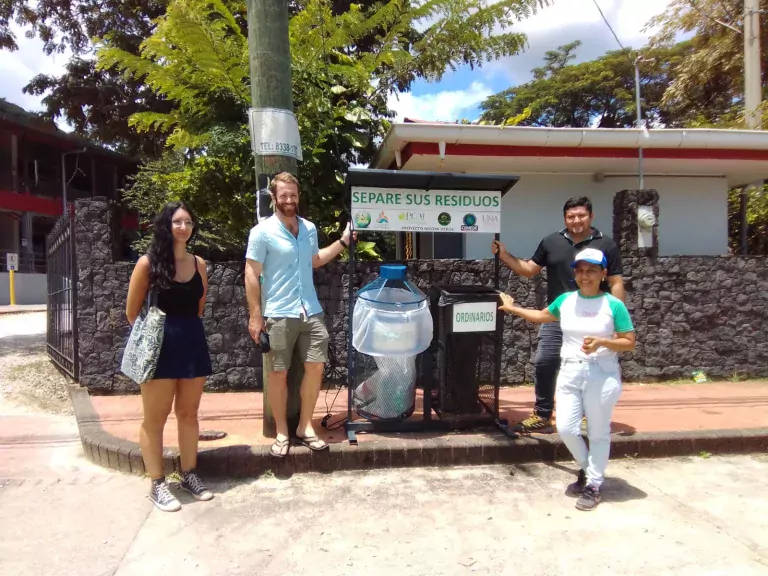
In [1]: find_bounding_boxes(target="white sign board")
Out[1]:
[351,187,501,233]
[249,107,303,161]
[452,301,497,333]
[6,253,19,272]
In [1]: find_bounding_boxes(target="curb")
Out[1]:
[70,386,768,478]
[0,305,47,316]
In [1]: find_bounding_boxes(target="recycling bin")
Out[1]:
[351,264,433,420]
[428,285,503,417]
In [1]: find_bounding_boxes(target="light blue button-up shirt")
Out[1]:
[245,215,323,318]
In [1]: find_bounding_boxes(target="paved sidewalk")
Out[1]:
[3,446,767,575]
[73,380,768,478]
[89,381,768,448]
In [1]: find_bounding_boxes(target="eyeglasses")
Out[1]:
[172,219,195,228]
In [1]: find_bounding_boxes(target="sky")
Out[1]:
[389,0,675,122]
[0,0,675,124]
[0,24,72,113]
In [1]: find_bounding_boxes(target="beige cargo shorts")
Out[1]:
[264,313,329,372]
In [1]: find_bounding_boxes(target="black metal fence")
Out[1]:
[46,210,78,379]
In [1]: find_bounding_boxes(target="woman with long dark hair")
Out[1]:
[126,201,214,512]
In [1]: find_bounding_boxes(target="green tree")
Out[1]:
[646,0,768,127]
[96,0,552,253]
[729,186,768,255]
[649,1,768,254]
[1,0,172,157]
[0,0,384,156]
[479,41,691,128]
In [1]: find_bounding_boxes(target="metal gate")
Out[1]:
[46,210,78,379]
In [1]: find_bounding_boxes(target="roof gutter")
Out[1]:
[371,124,768,169]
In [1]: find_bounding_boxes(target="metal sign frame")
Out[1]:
[343,169,520,444]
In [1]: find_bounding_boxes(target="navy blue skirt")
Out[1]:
[153,315,213,380]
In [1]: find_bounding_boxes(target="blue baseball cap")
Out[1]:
[571,248,607,268]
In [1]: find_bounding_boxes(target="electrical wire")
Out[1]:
[591,0,648,189]
[321,341,349,430]
[590,0,626,52]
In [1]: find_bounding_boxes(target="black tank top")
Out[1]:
[155,257,204,317]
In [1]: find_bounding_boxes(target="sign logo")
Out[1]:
[461,213,478,232]
[354,211,371,229]
[437,212,452,226]
[482,214,500,224]
[376,211,389,224]
[398,212,426,222]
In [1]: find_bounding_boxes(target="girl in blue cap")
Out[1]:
[498,248,636,510]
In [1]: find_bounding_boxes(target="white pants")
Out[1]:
[555,356,622,489]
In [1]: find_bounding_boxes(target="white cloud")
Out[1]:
[0,0,675,125]
[484,0,674,84]
[394,0,676,123]
[0,23,69,112]
[517,0,671,41]
[387,81,493,122]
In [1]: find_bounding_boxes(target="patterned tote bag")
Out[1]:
[121,289,166,384]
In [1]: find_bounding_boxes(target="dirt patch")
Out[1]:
[0,351,73,415]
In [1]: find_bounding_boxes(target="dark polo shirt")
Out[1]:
[531,227,622,304]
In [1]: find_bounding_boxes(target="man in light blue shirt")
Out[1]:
[245,172,351,458]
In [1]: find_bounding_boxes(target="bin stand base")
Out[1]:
[344,415,507,440]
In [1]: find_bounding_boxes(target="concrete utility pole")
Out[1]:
[741,0,763,254]
[246,0,304,437]
[634,55,646,190]
[744,0,763,130]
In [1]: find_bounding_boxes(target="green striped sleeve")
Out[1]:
[607,295,634,333]
[547,292,570,319]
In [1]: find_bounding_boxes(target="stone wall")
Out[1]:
[619,256,768,380]
[74,197,768,393]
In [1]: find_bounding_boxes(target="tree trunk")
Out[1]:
[247,0,302,438]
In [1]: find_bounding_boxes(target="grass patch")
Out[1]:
[6,359,52,379]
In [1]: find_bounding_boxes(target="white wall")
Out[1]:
[0,272,47,305]
[465,175,729,259]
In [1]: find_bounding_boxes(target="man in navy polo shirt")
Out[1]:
[491,196,625,433]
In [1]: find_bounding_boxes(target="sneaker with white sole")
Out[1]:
[576,485,601,511]
[179,470,214,501]
[149,478,181,512]
[511,413,555,434]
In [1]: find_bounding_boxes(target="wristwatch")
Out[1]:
[339,238,349,249]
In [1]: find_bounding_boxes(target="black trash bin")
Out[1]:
[428,285,503,419]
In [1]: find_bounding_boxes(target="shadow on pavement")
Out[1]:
[536,461,649,503]
[0,333,46,357]
[601,476,649,502]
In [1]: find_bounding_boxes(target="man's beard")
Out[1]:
[276,202,297,217]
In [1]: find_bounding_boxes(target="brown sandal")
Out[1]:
[269,437,290,459]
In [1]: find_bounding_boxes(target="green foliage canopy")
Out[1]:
[96,0,551,254]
